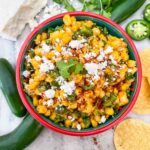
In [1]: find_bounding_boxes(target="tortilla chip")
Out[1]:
[132,77,150,114]
[139,48,150,77]
[114,119,150,150]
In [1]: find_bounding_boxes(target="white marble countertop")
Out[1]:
[0,1,150,150]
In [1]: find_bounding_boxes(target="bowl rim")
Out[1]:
[16,11,142,136]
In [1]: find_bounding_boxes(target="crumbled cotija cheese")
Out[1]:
[44,89,55,99]
[68,116,75,121]
[40,57,55,73]
[128,68,133,73]
[42,43,52,53]
[23,70,30,78]
[34,56,41,61]
[43,99,54,107]
[56,76,65,85]
[51,50,60,57]
[60,81,76,95]
[109,55,117,65]
[77,124,81,130]
[61,47,72,56]
[25,55,31,62]
[84,63,99,75]
[97,49,105,61]
[100,115,106,123]
[69,39,87,49]
[84,52,96,60]
[104,46,113,54]
[98,61,107,70]
[84,63,100,81]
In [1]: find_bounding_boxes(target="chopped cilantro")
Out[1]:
[79,26,93,37]
[67,93,76,101]
[25,62,34,72]
[126,89,130,97]
[110,93,117,101]
[29,50,35,58]
[72,31,80,39]
[55,106,67,114]
[56,59,83,79]
[48,28,55,35]
[55,26,64,31]
[38,81,51,92]
[82,84,94,90]
[50,81,59,88]
[102,93,117,107]
[94,110,101,115]
[83,117,91,128]
[45,39,50,45]
[48,70,59,78]
[126,73,135,80]
[74,63,84,74]
[103,27,109,35]
[54,115,64,123]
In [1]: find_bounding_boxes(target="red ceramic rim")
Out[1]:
[16,11,142,136]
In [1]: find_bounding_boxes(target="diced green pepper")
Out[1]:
[126,19,150,41]
[29,50,35,58]
[103,100,112,107]
[72,111,81,119]
[38,81,51,92]
[83,117,91,128]
[110,93,117,102]
[126,73,135,80]
[50,81,59,88]
[55,106,67,114]
[80,26,93,37]
[144,4,150,22]
[25,62,34,72]
[82,84,94,90]
[67,93,76,101]
[54,115,64,123]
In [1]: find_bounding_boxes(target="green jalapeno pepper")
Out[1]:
[126,19,150,41]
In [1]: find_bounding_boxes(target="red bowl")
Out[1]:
[16,11,142,136]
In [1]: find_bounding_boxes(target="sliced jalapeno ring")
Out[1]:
[126,19,150,41]
[144,4,150,22]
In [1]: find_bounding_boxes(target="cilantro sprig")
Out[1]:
[56,59,84,79]
[53,0,75,11]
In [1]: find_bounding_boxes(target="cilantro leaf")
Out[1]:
[74,63,84,74]
[60,69,70,79]
[56,61,70,79]
[56,60,67,69]
[56,59,84,79]
[53,0,75,11]
[101,10,111,18]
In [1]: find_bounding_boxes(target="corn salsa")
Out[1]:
[22,15,137,130]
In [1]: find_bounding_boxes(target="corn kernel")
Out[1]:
[127,60,136,68]
[65,119,72,127]
[119,92,129,106]
[41,32,48,40]
[92,27,100,35]
[91,118,98,127]
[50,112,56,120]
[35,34,41,45]
[63,14,72,26]
[33,96,39,106]
[105,107,114,116]
[45,110,51,116]
[37,105,47,114]
[94,115,101,122]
